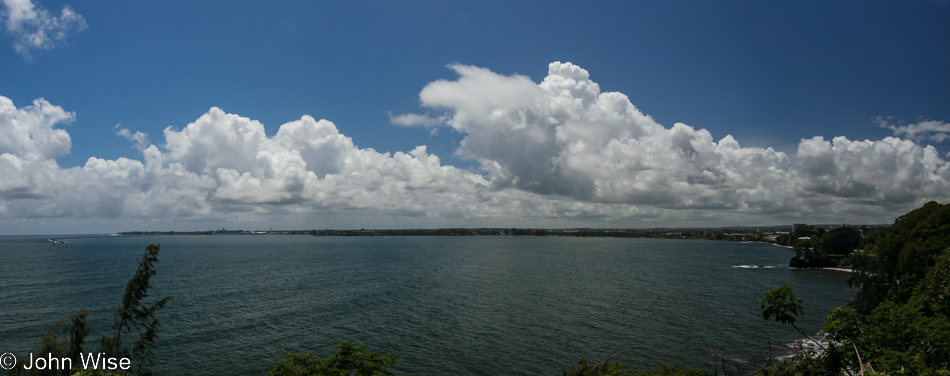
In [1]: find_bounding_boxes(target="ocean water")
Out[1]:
[0,235,853,375]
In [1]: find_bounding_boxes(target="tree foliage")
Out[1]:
[562,360,707,376]
[7,310,90,376]
[761,286,826,352]
[820,226,863,256]
[850,201,950,314]
[854,247,950,374]
[761,286,804,326]
[97,244,173,376]
[563,359,634,376]
[759,202,950,376]
[785,224,863,267]
[819,307,862,344]
[267,342,402,376]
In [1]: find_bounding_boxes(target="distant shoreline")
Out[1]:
[791,266,854,273]
[116,227,795,242]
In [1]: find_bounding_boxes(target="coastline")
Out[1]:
[774,244,854,273]
[800,267,854,273]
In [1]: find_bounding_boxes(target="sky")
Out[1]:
[1,0,949,235]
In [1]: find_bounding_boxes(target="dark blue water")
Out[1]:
[0,236,853,375]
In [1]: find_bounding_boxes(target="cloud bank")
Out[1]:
[406,62,950,217]
[0,0,87,59]
[2,62,949,233]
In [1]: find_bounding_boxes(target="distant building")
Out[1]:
[212,228,245,235]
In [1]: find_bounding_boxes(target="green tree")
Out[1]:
[562,360,706,376]
[817,307,864,375]
[792,224,815,241]
[268,342,402,376]
[7,310,91,376]
[760,290,867,376]
[628,365,705,376]
[849,201,950,314]
[563,359,633,376]
[64,311,92,368]
[820,307,862,345]
[820,226,862,257]
[855,248,950,374]
[97,244,172,376]
[761,286,826,352]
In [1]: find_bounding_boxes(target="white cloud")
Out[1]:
[414,62,797,210]
[115,124,151,152]
[0,96,506,230]
[387,112,447,128]
[2,62,949,233]
[1,0,87,59]
[0,96,72,160]
[794,136,950,203]
[877,117,950,144]
[408,61,950,219]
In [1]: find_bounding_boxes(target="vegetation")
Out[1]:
[562,360,706,376]
[8,245,171,376]
[777,223,867,268]
[267,342,402,376]
[7,310,91,376]
[758,202,950,376]
[266,351,715,376]
[850,201,950,314]
[98,245,173,375]
[760,286,826,352]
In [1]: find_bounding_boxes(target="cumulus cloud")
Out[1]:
[1,0,87,59]
[877,117,950,144]
[794,136,950,204]
[414,62,796,209]
[0,95,72,160]
[0,95,506,230]
[387,112,447,128]
[1,61,949,232]
[407,61,950,218]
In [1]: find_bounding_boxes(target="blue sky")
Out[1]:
[1,0,949,234]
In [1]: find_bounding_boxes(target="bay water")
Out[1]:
[0,235,853,375]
